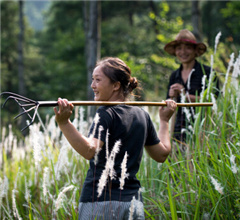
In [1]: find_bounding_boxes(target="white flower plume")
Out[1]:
[119,151,129,190]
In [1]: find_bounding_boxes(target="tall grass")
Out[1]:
[1,50,240,219]
[139,48,240,219]
[0,110,89,219]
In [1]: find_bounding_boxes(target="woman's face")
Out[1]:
[91,66,120,101]
[175,43,197,64]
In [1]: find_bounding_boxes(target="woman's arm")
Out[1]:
[54,98,103,160]
[145,99,177,163]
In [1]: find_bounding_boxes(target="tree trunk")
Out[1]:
[83,1,101,118]
[18,0,27,134]
[191,0,202,42]
[84,1,101,101]
[18,0,25,96]
[149,0,159,35]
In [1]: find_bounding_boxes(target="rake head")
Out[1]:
[1,92,40,131]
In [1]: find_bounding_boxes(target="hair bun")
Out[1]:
[129,77,138,91]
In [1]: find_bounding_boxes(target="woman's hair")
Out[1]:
[96,57,140,98]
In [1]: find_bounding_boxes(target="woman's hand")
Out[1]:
[54,98,74,125]
[159,99,177,122]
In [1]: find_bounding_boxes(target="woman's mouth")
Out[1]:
[93,91,99,97]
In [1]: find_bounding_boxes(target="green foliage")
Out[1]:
[147,1,189,100]
[1,1,19,93]
[36,1,87,101]
[1,1,239,134]
[1,1,38,132]
[138,49,240,219]
[1,0,240,219]
[38,26,87,100]
[221,1,240,36]
[0,115,88,219]
[202,1,240,48]
[1,46,239,218]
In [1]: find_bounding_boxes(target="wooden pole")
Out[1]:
[38,100,213,107]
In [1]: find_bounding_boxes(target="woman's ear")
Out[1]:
[113,81,121,91]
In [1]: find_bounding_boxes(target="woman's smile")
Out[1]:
[91,66,118,101]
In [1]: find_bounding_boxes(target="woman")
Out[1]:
[54,57,176,219]
[164,29,218,144]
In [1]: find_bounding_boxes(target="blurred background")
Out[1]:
[1,0,239,135]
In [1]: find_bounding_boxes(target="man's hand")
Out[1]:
[169,83,185,98]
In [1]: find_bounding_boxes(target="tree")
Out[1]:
[83,1,101,101]
[1,1,20,130]
[191,0,202,42]
[82,1,101,118]
[18,0,27,133]
[1,1,19,94]
[18,0,25,96]
[37,1,87,101]
[221,1,240,46]
[202,1,228,46]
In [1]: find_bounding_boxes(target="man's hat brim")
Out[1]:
[164,39,207,57]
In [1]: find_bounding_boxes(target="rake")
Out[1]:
[1,92,213,131]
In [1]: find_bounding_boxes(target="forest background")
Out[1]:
[0,1,240,219]
[1,0,240,134]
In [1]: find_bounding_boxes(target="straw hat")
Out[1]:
[164,29,207,57]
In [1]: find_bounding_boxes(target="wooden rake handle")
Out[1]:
[0,91,212,131]
[38,100,213,107]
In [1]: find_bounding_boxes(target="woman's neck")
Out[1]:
[108,91,126,102]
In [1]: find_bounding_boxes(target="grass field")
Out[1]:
[0,50,239,219]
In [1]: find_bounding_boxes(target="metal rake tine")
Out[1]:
[1,93,37,128]
[3,96,31,107]
[20,104,40,132]
[1,91,36,103]
[21,121,34,132]
[2,96,21,108]
[17,103,39,132]
[1,95,36,108]
[14,98,40,127]
[31,104,39,124]
[14,96,34,108]
[14,105,36,120]
[19,103,38,107]
[0,92,41,132]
